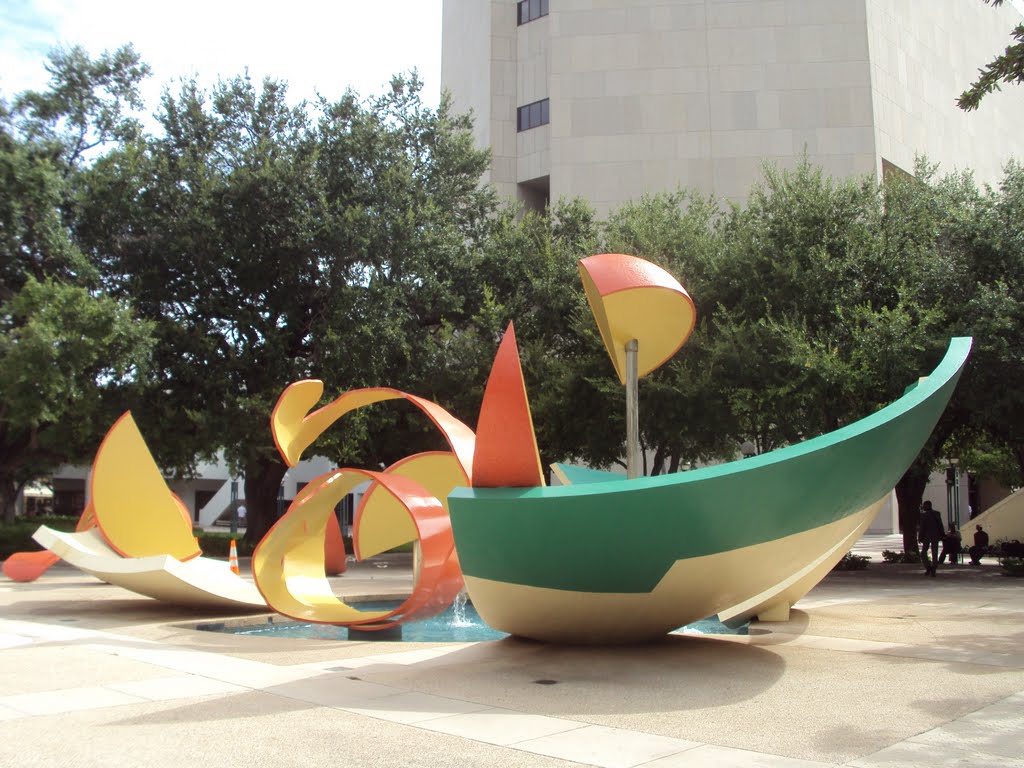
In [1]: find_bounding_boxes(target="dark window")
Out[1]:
[516,98,550,132]
[517,0,548,25]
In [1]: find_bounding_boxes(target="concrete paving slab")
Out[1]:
[106,674,247,701]
[268,670,407,709]
[0,645,176,696]
[514,723,700,767]
[0,692,583,768]
[0,552,1022,767]
[3,685,146,716]
[0,633,32,650]
[641,744,834,767]
[906,712,1024,760]
[341,689,492,724]
[848,738,1024,767]
[420,707,586,746]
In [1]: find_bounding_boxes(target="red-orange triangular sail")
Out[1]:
[472,322,545,488]
[324,511,347,575]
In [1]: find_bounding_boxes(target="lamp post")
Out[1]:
[946,459,961,530]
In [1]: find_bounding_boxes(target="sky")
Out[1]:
[0,0,444,117]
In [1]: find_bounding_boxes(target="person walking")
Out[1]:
[919,501,944,577]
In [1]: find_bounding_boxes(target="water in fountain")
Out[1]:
[212,599,747,643]
[450,588,472,627]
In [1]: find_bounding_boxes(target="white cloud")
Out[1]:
[1,0,442,113]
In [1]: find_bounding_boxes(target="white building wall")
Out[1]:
[865,0,1024,183]
[444,0,1024,214]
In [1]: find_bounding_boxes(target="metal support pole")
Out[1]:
[626,339,640,480]
[229,480,238,535]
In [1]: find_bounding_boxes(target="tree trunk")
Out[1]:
[895,466,929,554]
[1,480,17,526]
[243,457,288,547]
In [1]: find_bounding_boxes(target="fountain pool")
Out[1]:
[199,597,749,643]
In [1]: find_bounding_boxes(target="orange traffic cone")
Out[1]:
[228,538,240,576]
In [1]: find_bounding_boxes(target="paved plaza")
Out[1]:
[1,537,1022,768]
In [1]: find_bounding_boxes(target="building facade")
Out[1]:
[442,0,1024,214]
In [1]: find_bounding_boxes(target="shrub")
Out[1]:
[0,515,79,559]
[194,531,256,557]
[833,552,869,571]
[998,556,1024,577]
[881,549,921,564]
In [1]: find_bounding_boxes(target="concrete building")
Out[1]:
[442,0,1024,214]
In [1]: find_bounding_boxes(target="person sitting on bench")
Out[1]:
[939,524,961,565]
[969,524,990,565]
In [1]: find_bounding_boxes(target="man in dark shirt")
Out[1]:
[969,525,990,565]
[918,501,944,576]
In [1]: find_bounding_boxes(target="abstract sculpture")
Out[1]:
[448,336,971,643]
[579,253,696,478]
[8,412,265,609]
[253,385,474,630]
[5,252,971,647]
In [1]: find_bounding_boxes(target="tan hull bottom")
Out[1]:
[463,497,885,644]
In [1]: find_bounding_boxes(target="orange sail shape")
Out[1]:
[91,412,201,561]
[2,502,97,582]
[472,322,545,488]
[578,253,696,383]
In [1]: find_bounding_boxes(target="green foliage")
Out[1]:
[194,532,256,558]
[76,71,495,542]
[832,552,870,571]
[881,549,922,564]
[0,514,77,558]
[11,44,150,167]
[998,556,1024,576]
[958,1,1024,111]
[0,47,154,524]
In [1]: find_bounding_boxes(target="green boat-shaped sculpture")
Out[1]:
[449,337,971,644]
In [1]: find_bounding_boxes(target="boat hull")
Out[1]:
[448,338,971,643]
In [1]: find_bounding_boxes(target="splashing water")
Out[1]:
[450,588,472,627]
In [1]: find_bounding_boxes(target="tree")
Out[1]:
[958,0,1024,111]
[13,44,150,169]
[77,72,494,544]
[684,160,969,552]
[0,46,153,523]
[423,199,604,477]
[951,161,1024,475]
[0,279,152,523]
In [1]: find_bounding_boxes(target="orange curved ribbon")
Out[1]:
[261,384,476,630]
[252,468,463,629]
[271,384,475,479]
